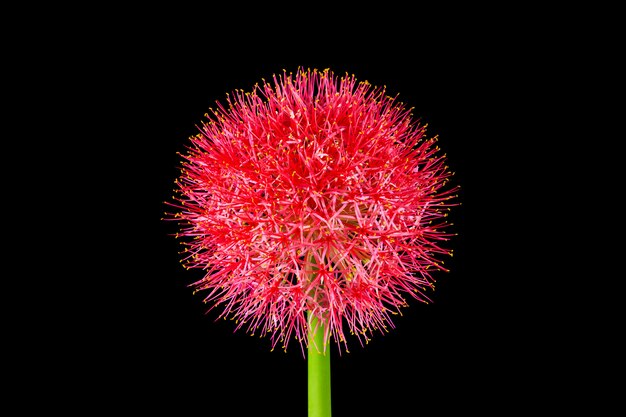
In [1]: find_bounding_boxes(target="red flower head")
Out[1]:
[167,68,458,354]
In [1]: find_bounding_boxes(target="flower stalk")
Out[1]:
[308,312,331,417]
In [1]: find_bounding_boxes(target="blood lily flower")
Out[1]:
[166,68,458,355]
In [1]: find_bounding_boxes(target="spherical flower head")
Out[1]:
[167,68,458,354]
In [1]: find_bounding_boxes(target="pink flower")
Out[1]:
[166,68,458,354]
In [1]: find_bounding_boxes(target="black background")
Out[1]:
[55,41,553,414]
[14,8,614,413]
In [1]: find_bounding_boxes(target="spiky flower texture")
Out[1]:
[168,68,458,354]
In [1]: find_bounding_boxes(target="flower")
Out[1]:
[166,68,458,354]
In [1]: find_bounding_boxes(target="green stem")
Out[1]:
[308,312,332,417]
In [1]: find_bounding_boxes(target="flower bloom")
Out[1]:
[167,68,458,353]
